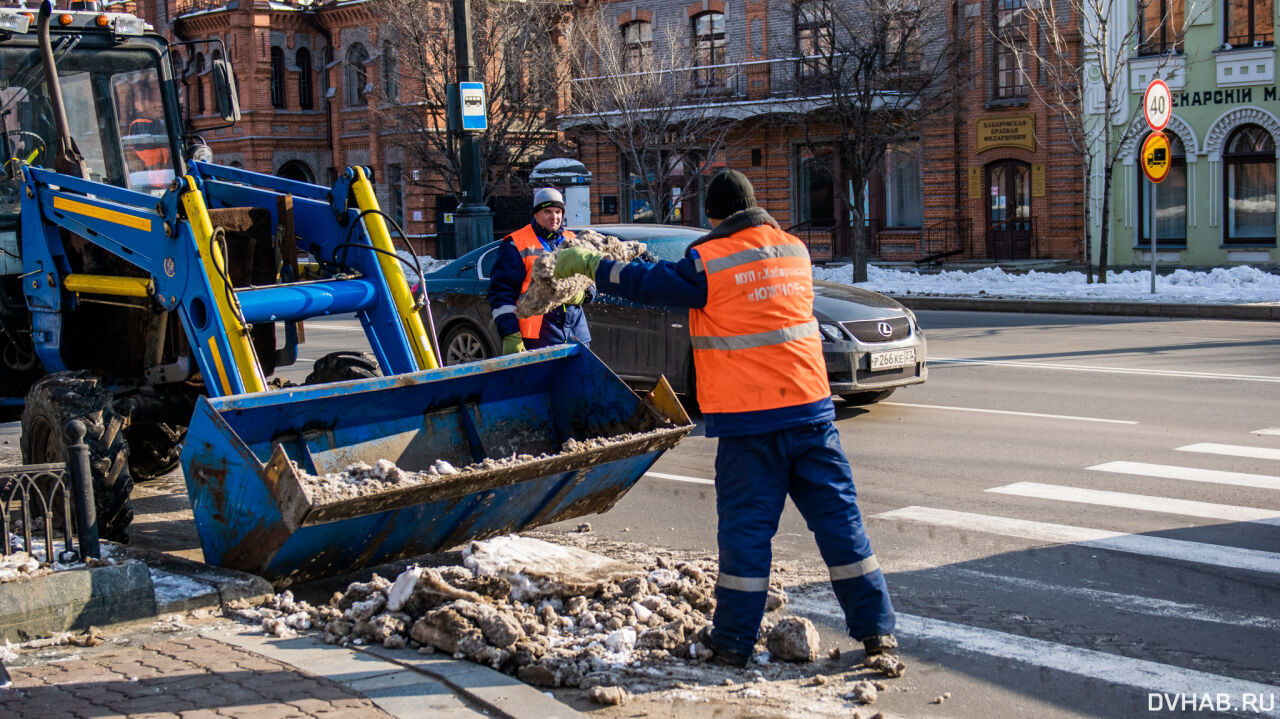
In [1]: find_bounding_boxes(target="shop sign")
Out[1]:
[1032,163,1046,196]
[976,115,1035,153]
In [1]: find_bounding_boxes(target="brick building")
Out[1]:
[568,0,1085,264]
[136,0,560,256]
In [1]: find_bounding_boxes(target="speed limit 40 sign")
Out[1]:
[1144,79,1172,132]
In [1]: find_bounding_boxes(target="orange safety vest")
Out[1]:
[508,224,576,340]
[688,223,829,414]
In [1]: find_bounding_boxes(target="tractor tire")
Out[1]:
[839,388,896,406]
[21,371,135,542]
[125,421,185,481]
[304,351,381,385]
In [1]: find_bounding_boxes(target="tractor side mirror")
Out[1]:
[211,58,240,123]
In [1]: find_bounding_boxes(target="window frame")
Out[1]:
[383,40,399,101]
[795,0,834,79]
[1225,0,1275,47]
[346,43,370,107]
[1222,124,1278,244]
[993,0,1030,100]
[622,20,653,73]
[1138,0,1185,55]
[270,46,286,109]
[692,11,726,89]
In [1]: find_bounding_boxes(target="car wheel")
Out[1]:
[839,388,896,406]
[442,324,491,366]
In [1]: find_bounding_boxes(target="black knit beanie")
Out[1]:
[704,169,756,220]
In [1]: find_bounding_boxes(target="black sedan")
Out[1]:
[420,224,927,405]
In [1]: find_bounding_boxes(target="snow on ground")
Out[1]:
[815,264,1280,305]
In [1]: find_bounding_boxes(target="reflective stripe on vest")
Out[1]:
[688,224,830,414]
[509,224,575,340]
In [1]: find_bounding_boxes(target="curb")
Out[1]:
[216,630,585,719]
[0,559,155,643]
[888,295,1280,321]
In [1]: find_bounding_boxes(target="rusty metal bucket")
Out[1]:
[180,343,692,585]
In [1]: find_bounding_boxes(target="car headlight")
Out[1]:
[819,322,845,343]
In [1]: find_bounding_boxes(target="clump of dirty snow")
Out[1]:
[228,535,797,686]
[516,229,647,318]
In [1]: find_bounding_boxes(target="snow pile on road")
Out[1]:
[814,263,1280,304]
[226,536,856,700]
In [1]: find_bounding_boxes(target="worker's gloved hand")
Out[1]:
[554,247,606,280]
[566,289,587,305]
[501,333,525,355]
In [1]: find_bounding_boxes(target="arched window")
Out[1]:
[621,20,652,73]
[795,0,833,79]
[1223,124,1276,243]
[383,40,399,101]
[277,160,315,184]
[270,46,286,108]
[1138,133,1187,246]
[993,0,1029,99]
[692,12,725,88]
[192,53,205,116]
[346,43,370,107]
[297,48,313,110]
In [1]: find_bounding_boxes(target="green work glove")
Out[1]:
[501,333,525,355]
[567,289,587,305]
[554,247,606,279]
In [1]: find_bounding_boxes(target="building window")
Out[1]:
[1138,133,1187,246]
[796,146,836,225]
[1223,124,1276,243]
[795,0,833,79]
[192,53,205,116]
[622,20,653,72]
[277,160,315,184]
[346,43,370,107]
[387,163,404,228]
[1225,0,1275,47]
[692,12,726,89]
[885,143,922,227]
[993,0,1029,99]
[383,40,399,101]
[297,48,313,110]
[270,46,286,108]
[1138,0,1185,54]
[623,154,656,222]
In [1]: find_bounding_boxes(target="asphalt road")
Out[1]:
[525,310,1280,718]
[8,311,1276,717]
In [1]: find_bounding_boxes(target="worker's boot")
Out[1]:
[862,633,898,656]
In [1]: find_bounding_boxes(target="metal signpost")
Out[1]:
[1142,79,1172,294]
[449,0,493,258]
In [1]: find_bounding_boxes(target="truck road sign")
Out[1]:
[1141,131,1171,184]
[1144,79,1171,132]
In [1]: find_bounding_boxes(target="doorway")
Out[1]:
[985,159,1032,259]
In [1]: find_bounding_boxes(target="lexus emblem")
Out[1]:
[876,322,893,337]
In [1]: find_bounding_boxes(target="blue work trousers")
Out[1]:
[710,421,895,655]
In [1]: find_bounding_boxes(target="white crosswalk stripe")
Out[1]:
[1177,442,1280,461]
[874,506,1280,574]
[986,481,1280,525]
[1087,460,1280,491]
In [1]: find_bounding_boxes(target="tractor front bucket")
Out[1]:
[180,343,693,586]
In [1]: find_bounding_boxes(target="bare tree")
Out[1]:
[784,0,961,281]
[998,0,1199,282]
[367,0,570,203]
[563,5,735,224]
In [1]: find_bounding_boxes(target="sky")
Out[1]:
[813,264,1280,305]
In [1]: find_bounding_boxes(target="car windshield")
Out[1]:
[0,39,175,216]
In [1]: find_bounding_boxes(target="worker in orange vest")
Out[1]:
[555,169,896,666]
[488,188,592,354]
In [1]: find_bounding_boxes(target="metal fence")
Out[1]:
[0,420,100,565]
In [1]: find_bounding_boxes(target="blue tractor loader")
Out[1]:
[0,2,691,585]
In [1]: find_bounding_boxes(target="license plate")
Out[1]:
[870,347,916,370]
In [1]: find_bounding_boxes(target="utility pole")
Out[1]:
[450,0,493,257]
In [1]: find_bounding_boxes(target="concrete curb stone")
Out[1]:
[0,558,155,642]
